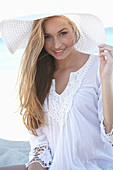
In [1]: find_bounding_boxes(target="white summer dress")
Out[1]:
[26,54,113,170]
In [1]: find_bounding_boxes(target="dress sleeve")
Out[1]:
[26,126,52,168]
[97,62,113,146]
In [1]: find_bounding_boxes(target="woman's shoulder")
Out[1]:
[80,54,101,85]
[88,54,100,72]
[91,54,100,77]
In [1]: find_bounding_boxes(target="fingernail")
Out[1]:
[98,44,102,46]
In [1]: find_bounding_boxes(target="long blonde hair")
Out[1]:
[18,15,80,136]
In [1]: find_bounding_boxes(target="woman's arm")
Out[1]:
[99,44,113,133]
[26,127,52,169]
[101,79,113,133]
[28,162,48,170]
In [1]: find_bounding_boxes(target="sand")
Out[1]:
[0,138,30,167]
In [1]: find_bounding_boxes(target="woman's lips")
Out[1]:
[53,49,65,55]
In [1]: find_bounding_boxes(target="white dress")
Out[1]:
[26,54,113,170]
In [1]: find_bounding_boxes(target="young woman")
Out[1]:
[0,13,113,170]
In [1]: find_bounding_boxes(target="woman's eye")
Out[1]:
[44,35,51,39]
[60,32,67,36]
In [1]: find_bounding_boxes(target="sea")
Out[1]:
[0,27,113,141]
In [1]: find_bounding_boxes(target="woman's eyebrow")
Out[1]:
[58,28,68,33]
[44,28,68,35]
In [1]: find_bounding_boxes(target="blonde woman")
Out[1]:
[0,13,113,170]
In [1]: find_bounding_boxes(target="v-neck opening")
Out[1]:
[52,54,93,96]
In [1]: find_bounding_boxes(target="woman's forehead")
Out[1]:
[43,17,72,33]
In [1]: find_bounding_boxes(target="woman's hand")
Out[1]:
[98,44,113,81]
[98,44,113,134]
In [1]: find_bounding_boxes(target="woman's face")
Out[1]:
[43,17,76,60]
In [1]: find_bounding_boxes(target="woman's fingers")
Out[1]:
[99,47,112,53]
[99,44,113,54]
[98,44,113,64]
[98,44,113,48]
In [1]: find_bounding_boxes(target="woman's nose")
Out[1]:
[53,37,62,49]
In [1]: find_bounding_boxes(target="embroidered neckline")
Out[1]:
[45,54,95,127]
[51,54,94,97]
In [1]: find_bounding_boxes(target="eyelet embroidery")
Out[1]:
[26,145,52,168]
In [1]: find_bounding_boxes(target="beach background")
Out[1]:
[0,25,113,166]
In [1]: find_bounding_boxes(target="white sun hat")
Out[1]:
[0,13,105,54]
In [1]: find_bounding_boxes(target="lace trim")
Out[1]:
[45,54,95,127]
[100,119,113,145]
[26,145,52,168]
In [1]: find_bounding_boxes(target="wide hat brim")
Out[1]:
[0,13,105,54]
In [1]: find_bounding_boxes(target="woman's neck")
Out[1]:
[54,49,83,71]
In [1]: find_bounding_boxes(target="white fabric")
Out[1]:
[27,54,113,170]
[26,127,52,168]
[0,13,105,54]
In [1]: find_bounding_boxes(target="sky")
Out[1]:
[0,0,113,27]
